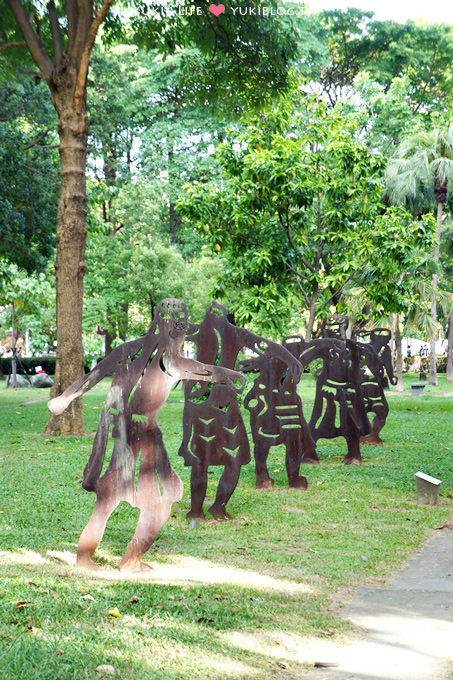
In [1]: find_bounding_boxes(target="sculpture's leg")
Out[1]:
[343,431,362,465]
[285,430,308,489]
[208,456,241,519]
[254,440,274,489]
[76,473,120,570]
[360,403,388,445]
[299,422,320,464]
[120,429,182,572]
[187,458,208,520]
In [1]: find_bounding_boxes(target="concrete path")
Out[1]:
[301,523,453,680]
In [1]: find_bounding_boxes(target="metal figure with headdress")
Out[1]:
[283,335,370,465]
[179,302,308,518]
[49,299,243,570]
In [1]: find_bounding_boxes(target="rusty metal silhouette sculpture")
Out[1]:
[320,315,349,340]
[283,335,370,465]
[319,318,395,444]
[356,328,396,445]
[179,302,310,518]
[48,299,244,570]
[242,348,317,489]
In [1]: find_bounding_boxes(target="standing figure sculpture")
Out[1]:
[357,328,396,445]
[48,299,244,570]
[283,336,370,465]
[179,302,308,519]
[242,349,317,489]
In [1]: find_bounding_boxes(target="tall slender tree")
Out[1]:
[386,126,453,385]
[2,0,297,434]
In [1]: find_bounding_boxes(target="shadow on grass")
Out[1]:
[0,554,344,680]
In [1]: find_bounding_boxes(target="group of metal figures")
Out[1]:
[49,300,395,571]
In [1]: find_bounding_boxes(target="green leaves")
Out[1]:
[179,88,439,335]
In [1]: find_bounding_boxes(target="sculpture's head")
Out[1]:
[321,315,349,340]
[156,299,188,338]
[207,300,229,319]
[361,328,392,352]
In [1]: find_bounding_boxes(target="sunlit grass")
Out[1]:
[0,373,452,678]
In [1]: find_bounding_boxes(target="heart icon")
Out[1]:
[209,4,225,16]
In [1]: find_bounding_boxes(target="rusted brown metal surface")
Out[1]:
[356,328,396,445]
[320,315,349,340]
[179,302,312,517]
[242,348,317,489]
[48,299,244,571]
[283,335,370,465]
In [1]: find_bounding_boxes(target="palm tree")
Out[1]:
[386,126,453,385]
[441,222,453,382]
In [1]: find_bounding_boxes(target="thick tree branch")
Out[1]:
[0,40,27,52]
[23,128,51,150]
[4,0,54,80]
[74,0,115,111]
[47,0,63,66]
[71,0,92,62]
[66,0,78,53]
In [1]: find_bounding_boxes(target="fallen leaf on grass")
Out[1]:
[124,596,139,605]
[197,616,214,624]
[81,594,95,601]
[108,608,121,618]
[435,522,453,530]
[213,594,225,600]
[30,626,43,635]
[16,601,32,610]
[315,480,326,486]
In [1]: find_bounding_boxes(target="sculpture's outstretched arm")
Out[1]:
[235,328,302,383]
[165,355,246,392]
[48,336,146,415]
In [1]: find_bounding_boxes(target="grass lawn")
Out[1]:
[0,373,452,679]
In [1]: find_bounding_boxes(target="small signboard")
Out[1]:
[414,471,442,505]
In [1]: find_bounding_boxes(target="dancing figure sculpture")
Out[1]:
[357,328,396,445]
[242,349,317,489]
[48,299,244,570]
[283,336,370,465]
[179,302,307,518]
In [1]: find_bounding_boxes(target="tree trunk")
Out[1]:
[429,201,442,386]
[395,314,404,392]
[118,303,128,341]
[389,314,395,357]
[45,61,88,435]
[447,299,453,382]
[104,327,116,358]
[305,284,318,341]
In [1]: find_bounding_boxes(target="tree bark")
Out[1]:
[447,299,453,382]
[305,283,318,341]
[5,0,115,435]
[429,201,442,386]
[118,303,128,341]
[394,314,404,392]
[104,326,116,358]
[45,58,88,435]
